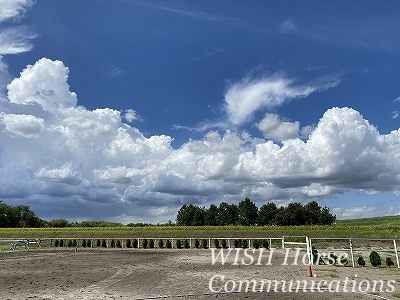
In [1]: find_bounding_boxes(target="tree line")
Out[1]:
[176,198,336,226]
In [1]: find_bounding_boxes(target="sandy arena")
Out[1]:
[0,248,398,300]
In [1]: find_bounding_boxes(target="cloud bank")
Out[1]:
[1,58,400,222]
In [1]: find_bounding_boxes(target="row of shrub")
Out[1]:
[312,248,396,268]
[52,238,270,249]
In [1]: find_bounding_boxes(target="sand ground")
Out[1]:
[0,248,398,300]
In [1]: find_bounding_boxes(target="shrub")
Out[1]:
[110,239,116,248]
[158,239,164,248]
[194,239,200,249]
[149,239,154,249]
[184,240,190,249]
[96,239,101,247]
[101,239,107,248]
[166,240,172,249]
[54,239,59,247]
[214,239,220,248]
[126,239,132,248]
[369,251,382,267]
[242,239,248,249]
[59,239,64,247]
[233,239,241,248]
[328,253,338,265]
[221,240,227,249]
[132,239,138,248]
[116,240,122,248]
[252,240,260,249]
[72,239,77,247]
[176,240,182,249]
[142,239,148,249]
[340,256,348,266]
[386,257,394,267]
[261,240,269,249]
[67,239,73,247]
[86,239,91,248]
[357,256,366,267]
[81,239,87,248]
[202,239,208,249]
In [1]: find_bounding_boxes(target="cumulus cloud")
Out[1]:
[123,109,142,122]
[223,73,339,125]
[256,113,299,141]
[1,58,400,222]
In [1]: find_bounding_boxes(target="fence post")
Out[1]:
[349,239,355,267]
[282,236,285,249]
[394,240,399,269]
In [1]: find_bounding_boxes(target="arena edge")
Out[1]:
[208,275,396,294]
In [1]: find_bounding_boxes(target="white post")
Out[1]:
[282,236,285,249]
[228,239,230,248]
[349,239,355,267]
[306,237,312,265]
[394,240,399,269]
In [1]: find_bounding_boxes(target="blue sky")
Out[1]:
[1,0,400,223]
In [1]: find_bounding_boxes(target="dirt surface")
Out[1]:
[0,248,398,300]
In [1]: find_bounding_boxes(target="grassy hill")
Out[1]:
[336,215,400,226]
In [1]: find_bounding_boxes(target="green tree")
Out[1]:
[218,202,239,225]
[238,197,258,226]
[176,204,205,226]
[204,204,219,226]
[319,206,336,225]
[258,202,278,226]
[304,201,321,225]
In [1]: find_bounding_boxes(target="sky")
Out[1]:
[1,0,400,224]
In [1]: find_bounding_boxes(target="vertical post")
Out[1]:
[394,240,400,269]
[349,239,355,267]
[190,238,192,249]
[306,237,312,265]
[137,238,140,249]
[282,236,285,249]
[308,238,313,265]
[269,238,272,249]
[228,239,230,248]
[209,239,211,249]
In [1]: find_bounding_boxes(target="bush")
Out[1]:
[59,239,64,247]
[233,239,241,248]
[67,239,73,247]
[116,240,122,248]
[369,251,382,267]
[252,240,260,249]
[386,257,394,267]
[214,239,220,248]
[101,239,107,248]
[111,239,116,248]
[142,239,148,249]
[176,240,182,249]
[158,239,164,248]
[340,256,348,266]
[72,239,77,247]
[86,239,91,248]
[194,239,200,249]
[221,240,227,249]
[96,239,101,247]
[166,240,172,249]
[184,240,190,249]
[126,239,132,248]
[82,239,87,247]
[357,255,366,267]
[149,239,154,249]
[202,239,208,249]
[242,239,248,249]
[328,253,338,265]
[54,239,59,247]
[261,240,269,249]
[132,239,138,248]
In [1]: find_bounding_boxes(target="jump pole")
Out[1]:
[394,239,400,269]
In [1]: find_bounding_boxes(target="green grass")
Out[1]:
[336,215,400,226]
[0,224,399,239]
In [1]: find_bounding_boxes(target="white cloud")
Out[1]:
[0,0,34,22]
[124,109,142,122]
[0,113,44,137]
[0,26,36,55]
[1,58,400,223]
[280,19,297,33]
[392,111,399,119]
[256,113,299,141]
[223,73,339,126]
